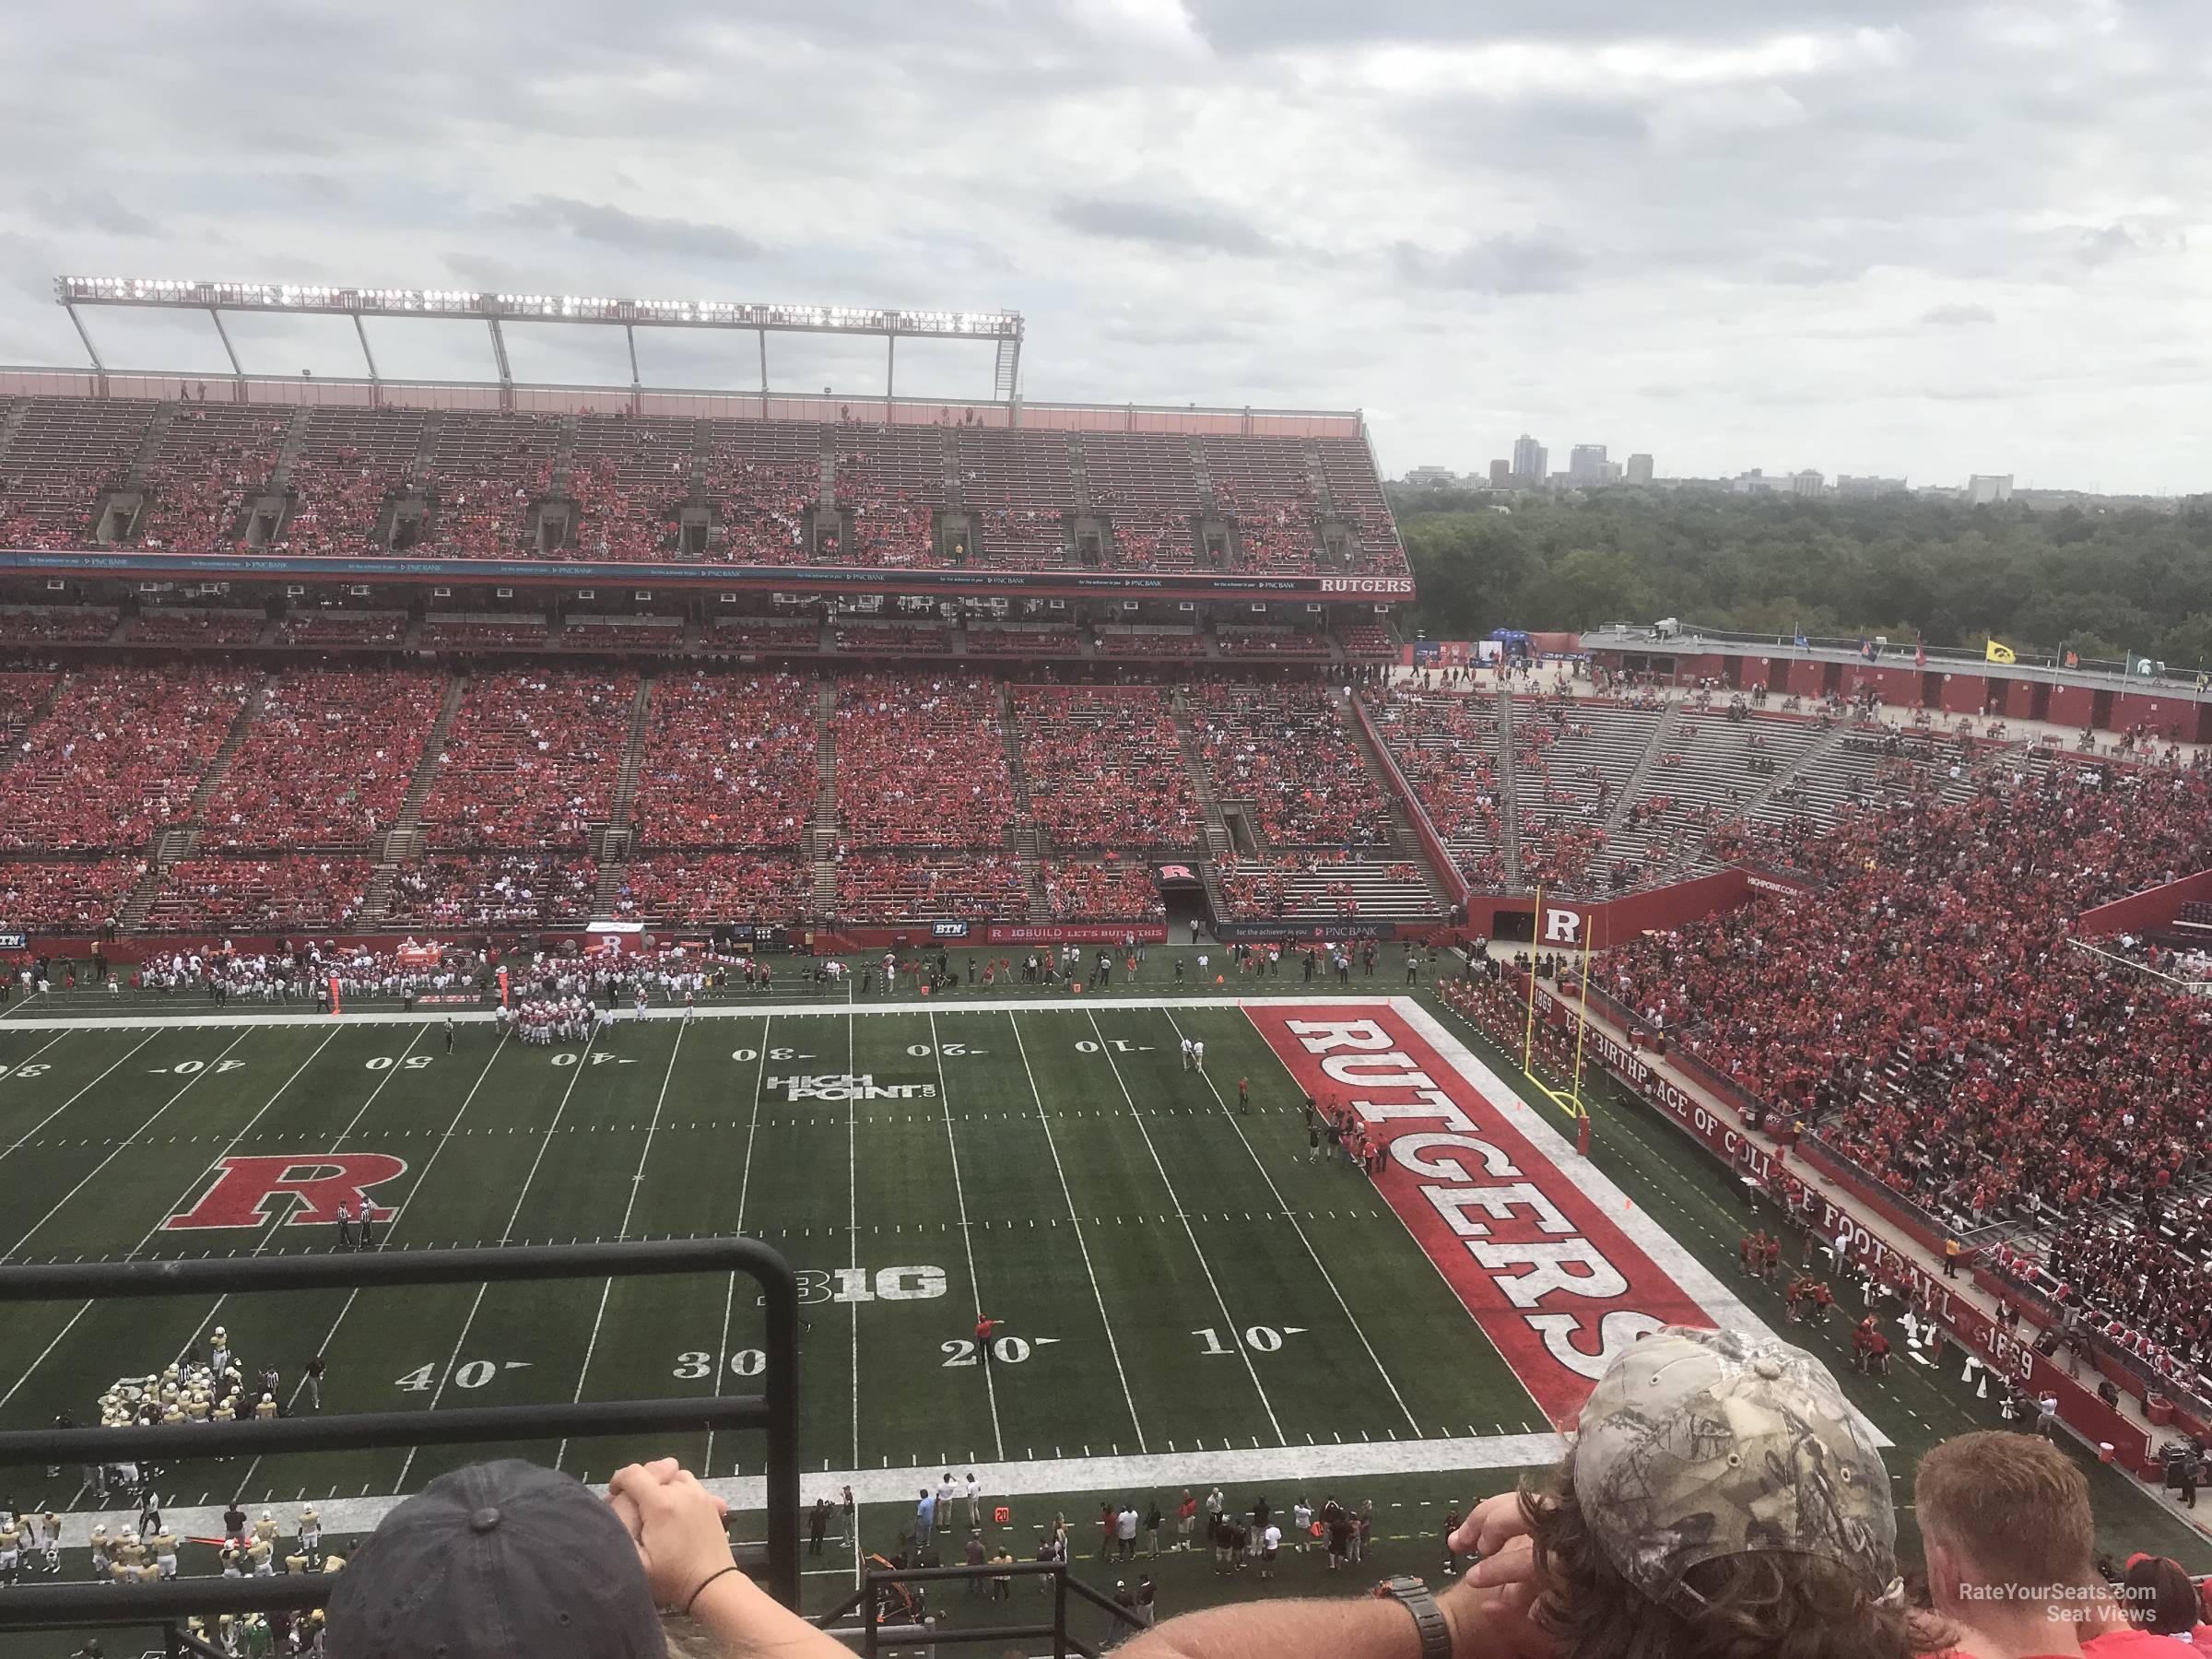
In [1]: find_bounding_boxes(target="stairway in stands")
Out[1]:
[116,674,271,933]
[1493,688,1525,887]
[810,680,840,915]
[120,403,178,488]
[591,676,654,913]
[996,683,1048,923]
[1168,688,1238,918]
[266,407,313,490]
[1332,688,1446,890]
[357,670,466,925]
[1598,700,1684,834]
[0,398,30,465]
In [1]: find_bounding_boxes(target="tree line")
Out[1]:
[1391,486,2212,669]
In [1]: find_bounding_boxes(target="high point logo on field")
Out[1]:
[767,1072,935,1102]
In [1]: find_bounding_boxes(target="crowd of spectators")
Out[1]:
[563,453,686,560]
[0,606,117,643]
[614,853,809,924]
[830,853,1025,921]
[1606,761,2212,1241]
[418,670,635,850]
[705,454,816,564]
[0,858,140,931]
[386,853,597,926]
[1188,680,1390,847]
[275,611,406,647]
[0,467,110,548]
[275,454,408,559]
[1015,685,1201,851]
[631,671,818,849]
[0,665,251,850]
[1036,860,1161,921]
[832,672,1011,848]
[134,411,288,552]
[146,855,373,930]
[202,668,443,849]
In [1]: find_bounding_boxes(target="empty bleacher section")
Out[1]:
[278,407,426,556]
[1369,687,1508,890]
[1217,853,1436,923]
[422,413,561,555]
[566,416,692,559]
[0,398,155,547]
[1316,437,1402,571]
[957,428,1070,563]
[1204,436,1320,571]
[832,426,940,565]
[1612,705,1825,880]
[135,404,290,551]
[1083,432,1200,569]
[1512,697,1666,895]
[703,420,818,564]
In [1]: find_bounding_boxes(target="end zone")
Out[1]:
[1242,997,1871,1440]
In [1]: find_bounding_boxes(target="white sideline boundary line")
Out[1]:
[43,1430,1567,1547]
[0,993,1408,1031]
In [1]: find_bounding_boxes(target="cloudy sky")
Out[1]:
[2,0,2206,492]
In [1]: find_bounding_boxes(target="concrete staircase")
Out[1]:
[1494,689,1525,888]
[996,683,1048,920]
[121,403,179,488]
[116,675,269,932]
[1168,687,1240,918]
[1598,700,1684,834]
[266,407,313,490]
[357,671,465,924]
[590,677,655,912]
[810,680,840,915]
[1683,719,1857,877]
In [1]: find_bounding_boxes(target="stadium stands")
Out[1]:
[1037,860,1161,922]
[1188,680,1392,847]
[1014,684,1202,851]
[566,416,692,559]
[130,608,267,646]
[135,405,288,552]
[618,853,810,925]
[833,426,940,566]
[276,407,425,557]
[832,672,1010,848]
[0,398,155,547]
[201,667,444,849]
[631,670,818,849]
[423,413,560,556]
[1369,686,1508,890]
[703,420,818,564]
[0,665,252,850]
[831,852,1026,922]
[386,853,598,926]
[146,854,373,930]
[418,669,636,850]
[957,427,1070,563]
[0,857,140,932]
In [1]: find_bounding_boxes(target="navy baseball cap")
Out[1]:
[327,1460,662,1659]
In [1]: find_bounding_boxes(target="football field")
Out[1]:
[0,970,2204,1649]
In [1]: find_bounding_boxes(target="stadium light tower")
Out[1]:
[54,277,1024,410]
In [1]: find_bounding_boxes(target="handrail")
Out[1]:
[0,1237,802,1642]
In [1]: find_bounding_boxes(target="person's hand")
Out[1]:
[1449,1490,1529,1561]
[606,1459,736,1610]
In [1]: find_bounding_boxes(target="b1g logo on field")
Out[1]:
[1541,907,1584,945]
[163,1153,407,1231]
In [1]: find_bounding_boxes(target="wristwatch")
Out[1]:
[1373,1574,1453,1659]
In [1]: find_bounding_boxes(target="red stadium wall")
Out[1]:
[1465,868,1760,948]
[2043,682,2095,727]
[1936,672,1983,714]
[2109,688,2200,741]
[2074,867,2212,939]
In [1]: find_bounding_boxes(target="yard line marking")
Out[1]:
[0,1030,153,1170]
[1006,1011,1145,1453]
[927,1010,1003,1462]
[2,1027,258,1265]
[0,1026,314,1412]
[1166,1009,1420,1437]
[1082,1010,1282,1442]
[395,1024,600,1490]
[559,1020,688,1470]
[705,1012,773,1480]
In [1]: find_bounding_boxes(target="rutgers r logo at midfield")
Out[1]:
[164,1152,407,1231]
[1542,908,1584,945]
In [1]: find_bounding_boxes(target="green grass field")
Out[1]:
[0,954,2203,1655]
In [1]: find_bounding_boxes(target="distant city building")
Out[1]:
[1488,459,1511,486]
[1626,453,1654,485]
[1836,475,1909,498]
[1790,469,1824,498]
[1569,443,1609,487]
[1732,468,1778,495]
[1512,434,1547,482]
[1968,473,2014,504]
[1606,460,1625,483]
[1403,465,1458,488]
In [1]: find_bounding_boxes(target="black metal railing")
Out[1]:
[817,1560,1145,1659]
[0,1238,799,1650]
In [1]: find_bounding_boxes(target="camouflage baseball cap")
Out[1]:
[1571,1325,1897,1612]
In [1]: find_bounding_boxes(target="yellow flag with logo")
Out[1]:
[1985,640,2017,665]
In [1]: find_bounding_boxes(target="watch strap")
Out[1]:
[1376,1575,1451,1659]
